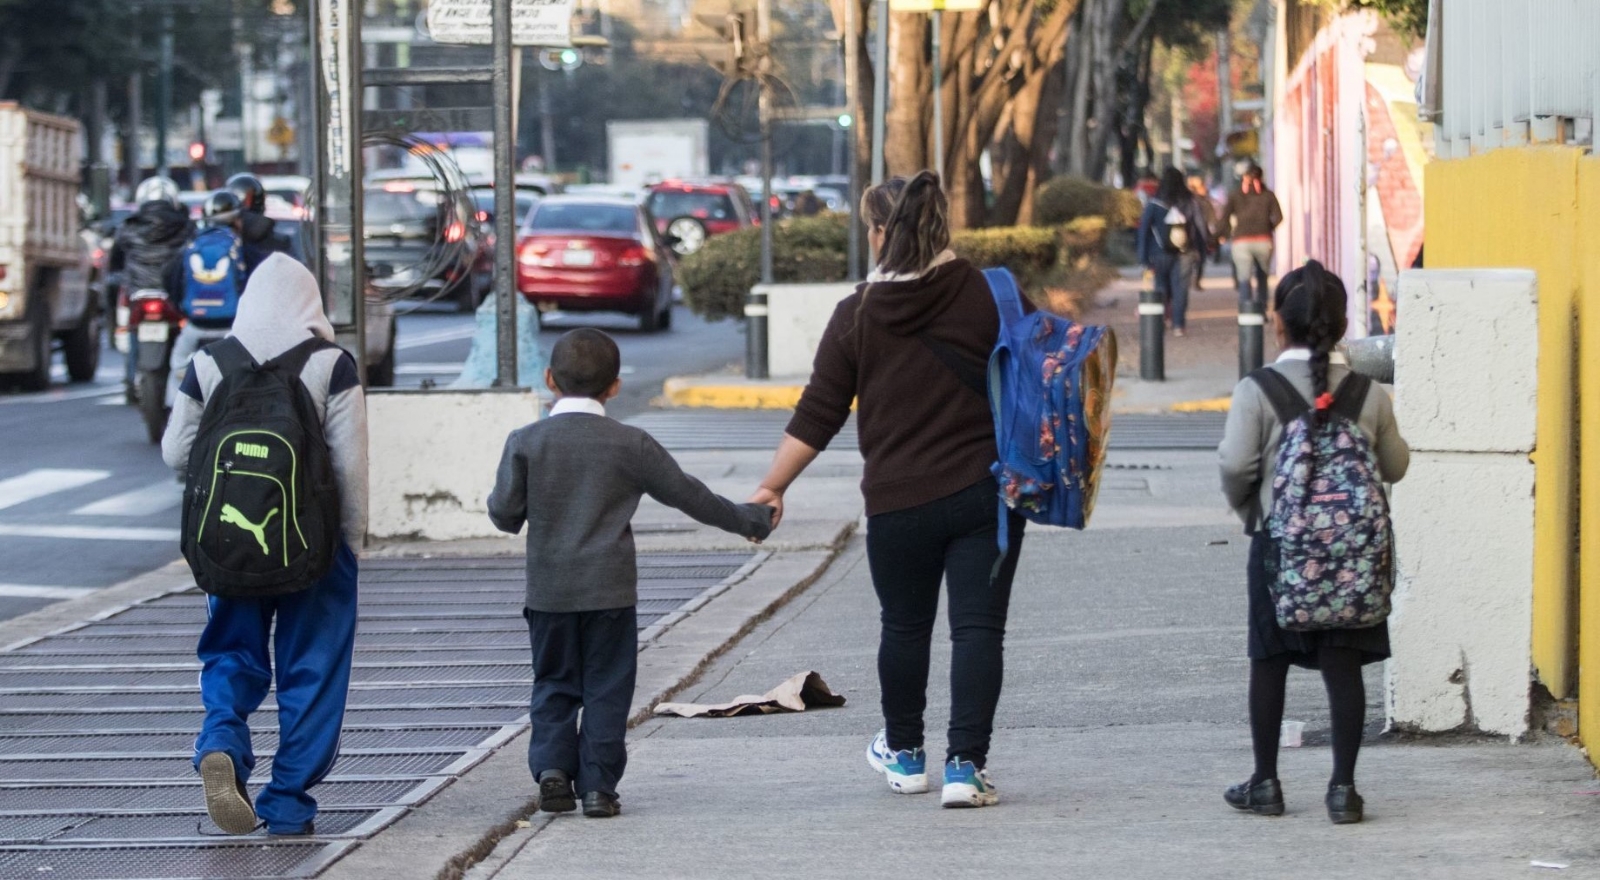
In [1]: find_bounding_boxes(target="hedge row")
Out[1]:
[679,213,1113,323]
[1034,175,1143,230]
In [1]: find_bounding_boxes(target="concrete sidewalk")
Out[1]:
[461,449,1600,880]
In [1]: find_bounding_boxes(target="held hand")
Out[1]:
[749,486,785,532]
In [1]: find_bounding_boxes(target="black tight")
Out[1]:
[1248,646,1366,788]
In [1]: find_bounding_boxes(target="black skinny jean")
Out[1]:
[866,478,1026,769]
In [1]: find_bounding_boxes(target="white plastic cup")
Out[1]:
[1280,720,1305,748]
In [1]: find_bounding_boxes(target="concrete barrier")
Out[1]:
[367,388,542,541]
[1387,269,1538,737]
[765,282,856,378]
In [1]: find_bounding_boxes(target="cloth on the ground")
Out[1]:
[160,253,368,546]
[654,671,846,718]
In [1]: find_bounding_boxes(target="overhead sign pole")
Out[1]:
[492,0,517,387]
[748,0,773,380]
[870,0,887,187]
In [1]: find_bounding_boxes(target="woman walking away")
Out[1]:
[1217,260,1410,824]
[1137,168,1208,336]
[750,171,1026,808]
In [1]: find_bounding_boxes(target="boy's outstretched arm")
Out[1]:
[638,433,773,542]
[487,434,528,534]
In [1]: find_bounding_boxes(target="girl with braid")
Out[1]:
[1217,259,1411,824]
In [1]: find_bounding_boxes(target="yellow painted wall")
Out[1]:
[1578,157,1600,732]
[1425,148,1582,703]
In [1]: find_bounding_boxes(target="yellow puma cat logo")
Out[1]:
[189,253,233,285]
[220,504,279,556]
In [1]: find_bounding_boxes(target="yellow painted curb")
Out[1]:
[663,377,804,410]
[1170,396,1233,413]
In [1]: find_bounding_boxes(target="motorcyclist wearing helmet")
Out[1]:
[164,190,249,407]
[109,176,194,395]
[225,173,294,271]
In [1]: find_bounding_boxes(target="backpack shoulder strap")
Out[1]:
[266,336,338,378]
[1331,373,1374,422]
[206,337,256,377]
[1248,367,1310,425]
[983,267,1027,328]
[918,332,987,400]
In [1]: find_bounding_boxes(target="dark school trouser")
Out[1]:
[193,541,358,834]
[866,478,1026,769]
[524,605,638,796]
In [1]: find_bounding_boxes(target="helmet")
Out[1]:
[202,190,243,226]
[225,173,267,214]
[134,176,181,209]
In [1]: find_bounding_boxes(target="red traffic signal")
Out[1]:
[188,142,207,162]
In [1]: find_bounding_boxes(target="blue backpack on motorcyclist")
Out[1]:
[180,192,248,324]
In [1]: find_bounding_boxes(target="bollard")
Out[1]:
[1139,287,1165,381]
[746,284,770,380]
[1238,298,1265,378]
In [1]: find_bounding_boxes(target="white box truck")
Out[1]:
[0,103,98,391]
[607,119,710,192]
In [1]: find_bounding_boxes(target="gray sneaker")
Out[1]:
[199,751,258,834]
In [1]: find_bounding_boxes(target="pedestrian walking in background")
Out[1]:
[751,171,1027,808]
[488,329,773,819]
[1137,168,1209,337]
[1188,174,1223,268]
[161,253,368,836]
[1217,260,1410,824]
[1216,163,1283,310]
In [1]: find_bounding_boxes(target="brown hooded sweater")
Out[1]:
[786,257,1006,516]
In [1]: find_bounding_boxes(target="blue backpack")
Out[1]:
[181,227,245,322]
[983,268,1117,544]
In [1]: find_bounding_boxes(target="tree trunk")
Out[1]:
[1063,12,1093,177]
[885,12,928,177]
[1085,0,1128,183]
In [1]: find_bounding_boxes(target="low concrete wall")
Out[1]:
[1387,269,1538,738]
[368,389,541,541]
[764,282,856,378]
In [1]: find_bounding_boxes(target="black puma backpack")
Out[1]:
[180,336,342,598]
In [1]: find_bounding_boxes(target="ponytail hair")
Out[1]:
[1272,259,1349,427]
[874,170,950,278]
[860,176,907,232]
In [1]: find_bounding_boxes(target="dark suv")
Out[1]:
[362,181,489,312]
[643,181,756,256]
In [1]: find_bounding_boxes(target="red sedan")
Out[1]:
[516,196,677,332]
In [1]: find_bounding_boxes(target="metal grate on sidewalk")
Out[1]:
[0,551,757,878]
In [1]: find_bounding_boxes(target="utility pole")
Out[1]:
[930,8,943,175]
[1216,27,1232,186]
[539,65,557,170]
[748,0,773,379]
[870,0,887,187]
[156,9,174,177]
[844,0,861,281]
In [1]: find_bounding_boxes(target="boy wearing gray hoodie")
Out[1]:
[162,253,368,837]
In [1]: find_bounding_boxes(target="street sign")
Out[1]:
[427,0,576,47]
[266,117,295,149]
[888,0,981,11]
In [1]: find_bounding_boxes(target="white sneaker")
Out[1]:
[866,729,929,794]
[941,758,999,808]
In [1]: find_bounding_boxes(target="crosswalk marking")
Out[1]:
[72,481,183,517]
[395,325,478,351]
[0,584,100,599]
[0,470,111,512]
[0,523,180,542]
[0,385,123,405]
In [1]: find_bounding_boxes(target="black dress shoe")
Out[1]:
[582,791,620,818]
[1326,785,1364,824]
[1224,778,1285,816]
[537,770,577,813]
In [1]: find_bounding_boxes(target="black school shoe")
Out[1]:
[582,791,621,818]
[537,770,577,813]
[1224,778,1285,816]
[1326,785,1364,824]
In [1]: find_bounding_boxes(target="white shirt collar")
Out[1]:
[549,397,607,417]
[1276,348,1348,365]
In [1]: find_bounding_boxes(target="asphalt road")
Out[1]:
[0,301,743,624]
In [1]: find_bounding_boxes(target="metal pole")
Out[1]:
[844,0,861,282]
[1238,297,1264,378]
[157,10,174,177]
[1139,286,1165,381]
[1216,26,1232,187]
[870,0,887,187]
[492,0,518,386]
[748,0,773,380]
[311,0,363,382]
[930,8,942,176]
[539,66,557,171]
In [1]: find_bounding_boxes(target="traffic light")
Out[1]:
[539,47,584,72]
[837,113,853,129]
[188,142,206,163]
[696,11,749,78]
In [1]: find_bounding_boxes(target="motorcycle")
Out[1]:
[127,288,182,445]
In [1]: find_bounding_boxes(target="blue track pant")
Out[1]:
[193,542,358,833]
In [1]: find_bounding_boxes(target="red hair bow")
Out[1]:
[1314,392,1335,411]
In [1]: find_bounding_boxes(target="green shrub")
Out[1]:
[951,226,1059,277]
[679,214,850,322]
[1058,216,1109,263]
[1034,175,1143,230]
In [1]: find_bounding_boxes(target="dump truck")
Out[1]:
[0,103,99,391]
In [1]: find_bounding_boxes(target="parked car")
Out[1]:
[362,180,488,312]
[643,180,755,256]
[515,196,677,333]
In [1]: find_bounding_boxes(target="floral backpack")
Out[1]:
[1253,369,1393,632]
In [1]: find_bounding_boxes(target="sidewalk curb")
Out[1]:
[1170,397,1232,413]
[663,376,804,410]
[319,522,856,880]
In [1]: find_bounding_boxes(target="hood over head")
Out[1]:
[859,253,971,336]
[239,210,277,245]
[124,202,193,246]
[228,253,334,362]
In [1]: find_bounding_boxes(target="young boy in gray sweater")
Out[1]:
[488,328,773,818]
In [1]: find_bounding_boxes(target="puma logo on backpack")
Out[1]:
[180,337,342,597]
[1253,369,1393,631]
